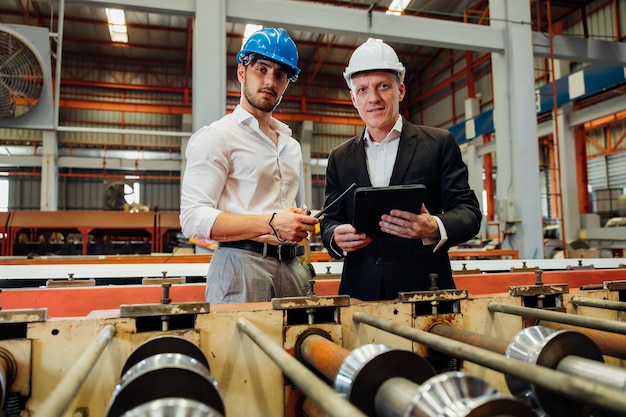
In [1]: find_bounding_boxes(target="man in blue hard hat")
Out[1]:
[181,28,318,304]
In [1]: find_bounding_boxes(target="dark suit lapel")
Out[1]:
[389,121,418,185]
[349,130,372,187]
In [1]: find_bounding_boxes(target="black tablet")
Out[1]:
[353,184,427,237]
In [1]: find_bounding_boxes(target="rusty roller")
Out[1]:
[105,336,224,417]
[295,329,535,417]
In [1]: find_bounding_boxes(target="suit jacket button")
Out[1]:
[375,257,382,265]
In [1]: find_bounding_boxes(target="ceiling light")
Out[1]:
[105,8,128,43]
[386,0,411,15]
[242,24,263,47]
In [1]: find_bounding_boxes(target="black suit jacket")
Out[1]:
[320,120,482,301]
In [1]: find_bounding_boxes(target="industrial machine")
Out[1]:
[1,262,626,417]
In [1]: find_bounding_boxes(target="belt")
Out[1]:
[218,240,304,261]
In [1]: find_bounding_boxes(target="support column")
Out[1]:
[299,121,313,209]
[40,130,58,211]
[192,0,225,132]
[553,61,581,243]
[463,97,486,240]
[463,143,486,240]
[490,0,544,258]
[183,0,226,183]
[180,113,192,183]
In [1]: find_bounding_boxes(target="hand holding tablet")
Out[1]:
[352,184,427,238]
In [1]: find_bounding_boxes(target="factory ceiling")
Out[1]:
[0,0,599,101]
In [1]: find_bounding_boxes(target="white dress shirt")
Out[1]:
[180,105,305,240]
[363,116,447,249]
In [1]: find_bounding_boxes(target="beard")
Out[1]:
[243,83,281,113]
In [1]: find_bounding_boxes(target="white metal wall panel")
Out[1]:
[9,176,41,210]
[59,177,103,210]
[587,156,608,190]
[0,128,42,141]
[453,85,468,125]
[311,123,360,154]
[141,181,180,211]
[589,2,616,39]
[607,152,626,189]
[422,94,453,128]
[475,72,493,110]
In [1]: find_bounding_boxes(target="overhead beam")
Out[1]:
[70,0,624,65]
[533,32,626,66]
[225,0,505,53]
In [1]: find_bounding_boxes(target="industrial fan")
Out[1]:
[0,27,45,120]
[103,181,134,210]
[0,24,53,128]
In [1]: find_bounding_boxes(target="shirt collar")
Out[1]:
[232,105,292,136]
[363,115,403,145]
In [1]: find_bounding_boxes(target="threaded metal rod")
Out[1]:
[236,317,366,417]
[571,296,626,312]
[352,311,626,414]
[488,301,626,335]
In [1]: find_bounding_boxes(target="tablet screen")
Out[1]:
[353,184,427,238]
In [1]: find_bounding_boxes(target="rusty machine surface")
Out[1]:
[1,265,626,417]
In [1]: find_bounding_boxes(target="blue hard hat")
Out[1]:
[236,28,301,81]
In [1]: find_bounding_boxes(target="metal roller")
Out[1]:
[297,329,534,417]
[235,317,368,417]
[334,344,435,415]
[0,346,17,411]
[120,335,210,376]
[120,398,223,417]
[352,311,626,416]
[376,372,537,417]
[296,329,436,415]
[105,336,224,417]
[505,326,604,417]
[430,323,626,413]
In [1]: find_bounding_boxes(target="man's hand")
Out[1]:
[333,223,371,253]
[271,208,319,242]
[379,203,440,239]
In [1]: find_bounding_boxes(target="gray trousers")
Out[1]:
[205,246,312,304]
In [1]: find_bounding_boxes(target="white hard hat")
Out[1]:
[343,38,406,87]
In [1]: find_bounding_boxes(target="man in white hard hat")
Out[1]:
[320,39,482,301]
[180,28,318,304]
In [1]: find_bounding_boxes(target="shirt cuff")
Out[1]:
[328,230,345,258]
[422,215,448,252]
